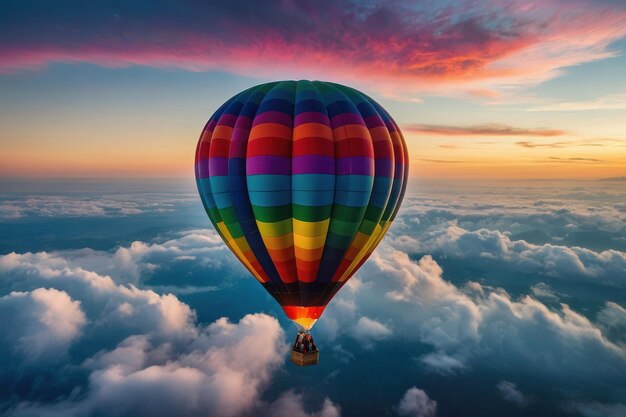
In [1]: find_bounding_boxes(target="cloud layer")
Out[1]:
[393,224,626,287]
[361,245,626,379]
[0,194,192,220]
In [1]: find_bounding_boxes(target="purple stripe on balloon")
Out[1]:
[292,155,335,175]
[209,157,229,176]
[331,113,365,127]
[394,161,405,177]
[247,156,291,175]
[294,112,330,126]
[196,159,210,178]
[337,157,375,176]
[252,111,293,127]
[217,113,238,127]
[374,158,394,177]
[363,114,385,129]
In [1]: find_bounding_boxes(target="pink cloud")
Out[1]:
[405,123,567,137]
[1,1,625,97]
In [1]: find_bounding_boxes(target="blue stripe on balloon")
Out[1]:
[249,190,292,207]
[292,174,335,191]
[247,175,291,191]
[292,190,335,206]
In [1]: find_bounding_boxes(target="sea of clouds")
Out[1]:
[0,180,624,416]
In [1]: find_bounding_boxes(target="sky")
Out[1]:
[1,2,626,417]
[1,0,626,180]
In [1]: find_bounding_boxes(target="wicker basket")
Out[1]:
[290,349,319,366]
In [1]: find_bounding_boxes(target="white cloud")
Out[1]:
[0,288,86,362]
[358,244,626,379]
[380,253,481,351]
[265,391,341,417]
[530,282,561,301]
[0,246,346,417]
[0,194,192,220]
[0,251,196,338]
[597,302,626,346]
[496,381,527,406]
[3,229,238,287]
[7,314,288,417]
[396,387,437,417]
[418,352,466,375]
[393,225,626,287]
[397,189,626,238]
[350,317,392,345]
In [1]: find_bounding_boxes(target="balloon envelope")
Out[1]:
[195,80,408,330]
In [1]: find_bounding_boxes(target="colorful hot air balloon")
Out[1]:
[195,80,408,362]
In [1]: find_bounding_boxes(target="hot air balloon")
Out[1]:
[195,80,408,365]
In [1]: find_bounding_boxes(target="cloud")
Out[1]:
[0,245,347,417]
[515,141,572,148]
[0,251,198,341]
[418,352,466,374]
[392,224,626,287]
[416,159,466,164]
[265,391,341,417]
[496,381,527,406]
[110,229,238,283]
[358,244,626,380]
[0,288,86,362]
[515,139,626,149]
[536,157,606,164]
[7,314,288,417]
[597,302,626,346]
[1,1,625,97]
[528,93,626,111]
[396,387,437,417]
[530,282,561,301]
[396,190,626,244]
[0,195,189,220]
[404,123,566,137]
[350,316,392,345]
[566,402,626,417]
[14,229,240,286]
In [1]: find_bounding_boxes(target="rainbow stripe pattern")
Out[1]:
[195,80,408,330]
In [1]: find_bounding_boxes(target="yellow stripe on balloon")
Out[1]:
[293,233,327,250]
[231,236,251,253]
[256,218,293,237]
[338,223,385,282]
[293,218,329,237]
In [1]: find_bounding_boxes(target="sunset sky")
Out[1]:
[1,0,625,179]
[2,3,626,417]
